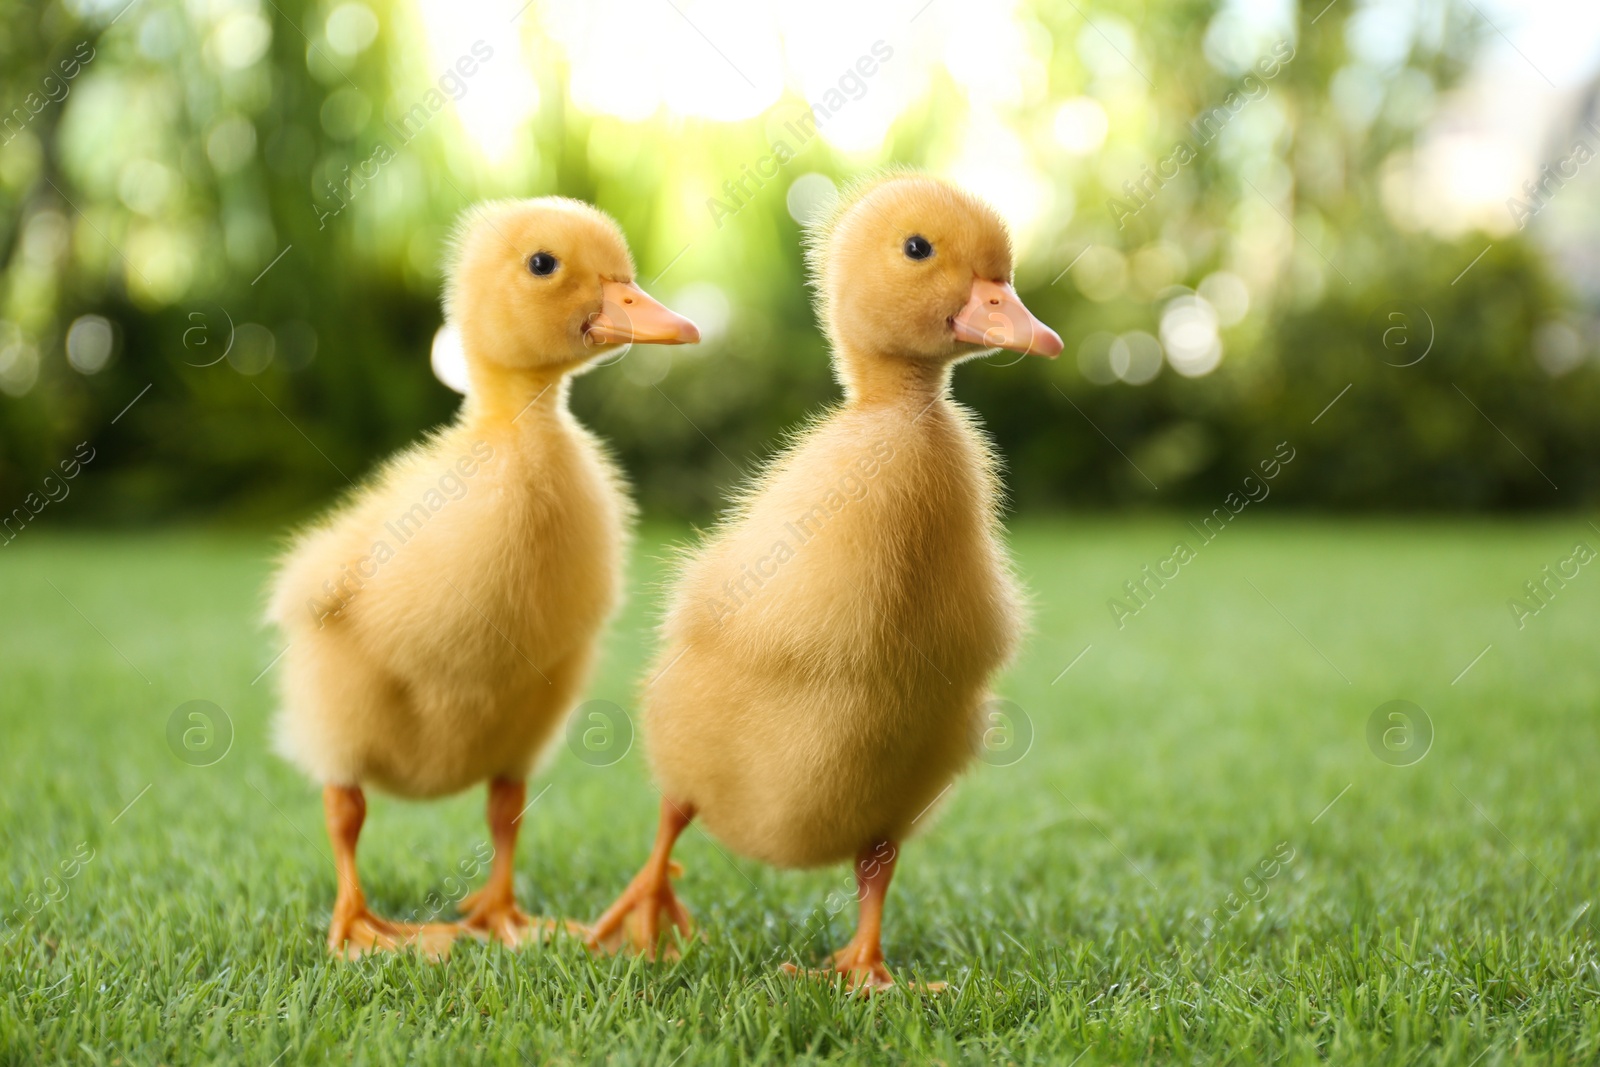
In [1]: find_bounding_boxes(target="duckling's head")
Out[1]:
[806,174,1061,394]
[446,197,699,379]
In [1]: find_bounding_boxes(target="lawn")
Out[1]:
[1,518,1597,1065]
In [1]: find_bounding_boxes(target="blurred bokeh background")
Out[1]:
[2,0,1598,525]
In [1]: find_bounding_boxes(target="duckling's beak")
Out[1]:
[586,281,701,346]
[950,279,1063,358]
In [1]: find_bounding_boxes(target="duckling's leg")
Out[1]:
[584,798,695,959]
[324,784,458,959]
[458,778,583,946]
[784,840,946,994]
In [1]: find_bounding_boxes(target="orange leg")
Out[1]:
[457,778,582,946]
[785,840,945,994]
[324,784,457,959]
[584,797,695,958]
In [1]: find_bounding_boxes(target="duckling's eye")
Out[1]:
[903,235,933,261]
[527,252,559,277]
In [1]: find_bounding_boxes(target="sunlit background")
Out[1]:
[2,0,1598,521]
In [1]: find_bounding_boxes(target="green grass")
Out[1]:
[2,518,1597,1065]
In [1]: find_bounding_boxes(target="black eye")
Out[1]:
[527,252,558,276]
[903,235,933,261]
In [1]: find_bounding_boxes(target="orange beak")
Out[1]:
[950,279,1063,358]
[586,281,701,346]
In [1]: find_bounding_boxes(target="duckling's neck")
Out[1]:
[836,349,951,413]
[462,361,568,430]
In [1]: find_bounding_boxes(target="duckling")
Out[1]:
[586,174,1060,990]
[268,197,699,957]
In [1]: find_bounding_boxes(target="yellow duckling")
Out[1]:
[587,174,1060,990]
[268,197,699,957]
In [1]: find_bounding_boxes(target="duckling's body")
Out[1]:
[650,391,1020,868]
[589,175,1061,989]
[268,197,698,956]
[270,394,626,800]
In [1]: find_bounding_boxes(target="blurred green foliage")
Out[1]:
[0,0,1595,529]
